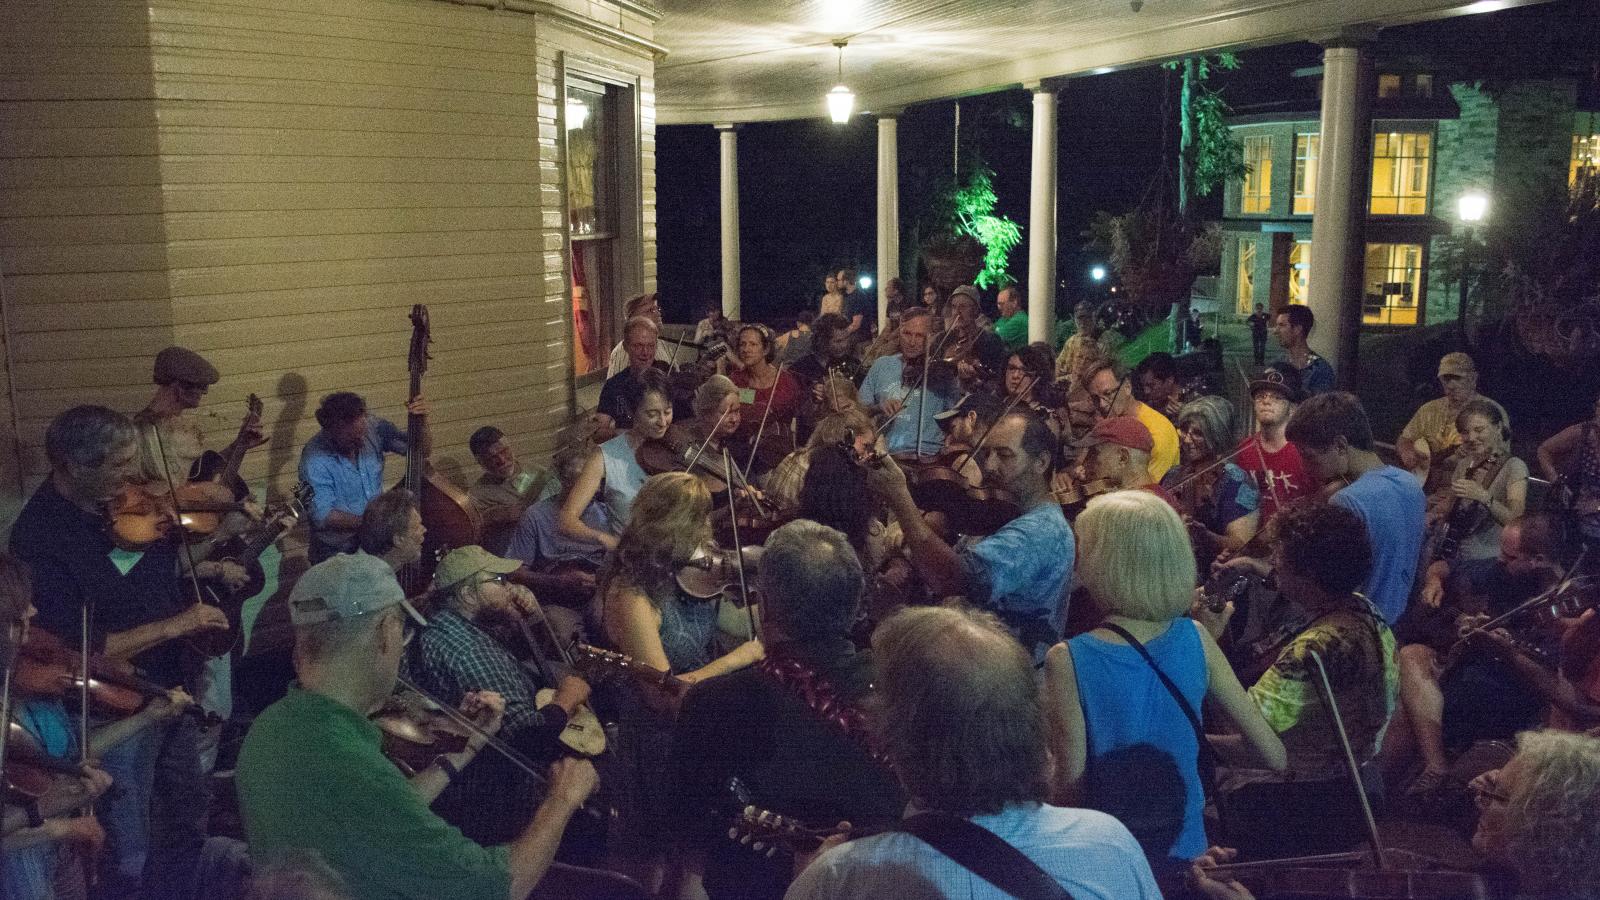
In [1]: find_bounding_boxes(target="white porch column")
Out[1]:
[876,113,900,331]
[1026,82,1059,344]
[716,123,741,320]
[1306,37,1373,387]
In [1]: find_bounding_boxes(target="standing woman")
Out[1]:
[559,368,672,550]
[729,325,802,451]
[1044,490,1285,877]
[1428,398,1526,563]
[596,472,764,890]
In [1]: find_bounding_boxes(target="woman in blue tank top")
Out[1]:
[1043,491,1286,876]
[559,368,673,547]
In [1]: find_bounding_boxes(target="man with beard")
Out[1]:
[940,286,1008,392]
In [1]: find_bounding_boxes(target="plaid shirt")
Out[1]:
[401,607,567,843]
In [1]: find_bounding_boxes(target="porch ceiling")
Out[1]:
[651,0,1549,125]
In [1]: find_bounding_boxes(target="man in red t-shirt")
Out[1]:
[1235,362,1316,525]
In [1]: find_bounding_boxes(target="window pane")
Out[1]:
[1378,74,1402,98]
[1369,131,1432,216]
[566,82,611,236]
[1236,239,1256,314]
[1362,243,1423,326]
[1571,132,1600,188]
[1241,136,1273,214]
[1293,133,1319,215]
[1289,241,1312,306]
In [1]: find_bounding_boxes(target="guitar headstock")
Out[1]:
[408,304,432,377]
[570,642,681,690]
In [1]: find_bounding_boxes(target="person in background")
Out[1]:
[595,317,669,442]
[787,605,1161,900]
[774,310,814,366]
[1184,308,1204,352]
[1398,352,1507,491]
[790,313,865,445]
[883,277,907,319]
[1234,363,1314,527]
[859,308,956,459]
[1057,302,1116,384]
[1270,305,1335,396]
[1537,391,1600,547]
[918,283,940,317]
[1245,303,1271,366]
[837,267,870,338]
[693,302,725,346]
[605,293,675,378]
[1284,392,1425,625]
[729,324,802,455]
[1134,352,1183,419]
[467,426,555,555]
[1195,502,1396,859]
[993,284,1029,351]
[941,286,1009,392]
[1084,357,1180,482]
[817,273,844,318]
[1045,490,1285,876]
[299,390,429,563]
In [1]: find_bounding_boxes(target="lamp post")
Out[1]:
[1456,191,1488,337]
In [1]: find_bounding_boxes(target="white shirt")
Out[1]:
[785,803,1160,900]
[605,337,678,378]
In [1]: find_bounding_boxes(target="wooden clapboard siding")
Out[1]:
[0,0,659,542]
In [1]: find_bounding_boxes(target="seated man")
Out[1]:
[868,412,1073,663]
[674,520,905,900]
[467,426,555,555]
[236,552,600,900]
[786,605,1159,899]
[356,488,427,572]
[406,547,593,847]
[504,444,610,607]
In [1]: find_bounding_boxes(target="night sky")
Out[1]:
[655,0,1594,327]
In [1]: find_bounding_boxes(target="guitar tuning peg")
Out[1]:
[765,846,778,859]
[739,834,753,846]
[726,827,739,840]
[752,841,766,852]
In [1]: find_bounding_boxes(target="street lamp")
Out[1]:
[1090,265,1107,283]
[1456,191,1489,335]
[858,275,873,291]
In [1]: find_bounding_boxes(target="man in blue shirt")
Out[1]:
[868,411,1074,661]
[859,307,956,458]
[1286,392,1425,623]
[299,390,429,563]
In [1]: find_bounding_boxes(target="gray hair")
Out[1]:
[1504,729,1600,897]
[1075,490,1196,622]
[1176,395,1237,458]
[623,316,659,340]
[356,489,417,556]
[44,405,136,470]
[693,374,739,420]
[758,519,863,641]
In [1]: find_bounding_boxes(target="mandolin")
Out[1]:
[570,643,689,694]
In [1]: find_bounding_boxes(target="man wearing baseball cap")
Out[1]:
[1074,416,1182,511]
[1397,352,1507,490]
[932,392,1003,487]
[1235,362,1316,524]
[237,552,600,900]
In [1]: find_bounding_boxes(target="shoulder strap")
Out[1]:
[898,811,1075,900]
[1098,622,1218,790]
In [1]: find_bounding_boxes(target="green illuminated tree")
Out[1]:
[943,165,1023,288]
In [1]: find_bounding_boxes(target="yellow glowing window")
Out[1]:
[1362,243,1423,326]
[1572,133,1600,188]
[1370,132,1432,216]
[1377,74,1402,98]
[1241,136,1273,214]
[1289,241,1312,307]
[1293,133,1319,215]
[1236,239,1256,315]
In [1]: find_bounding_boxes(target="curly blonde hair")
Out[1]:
[602,471,712,605]
[1504,729,1600,898]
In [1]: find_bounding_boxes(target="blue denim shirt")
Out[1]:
[298,418,408,555]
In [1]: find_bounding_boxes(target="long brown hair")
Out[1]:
[601,472,712,605]
[0,554,34,673]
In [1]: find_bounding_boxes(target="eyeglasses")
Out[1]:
[475,573,510,588]
[1471,779,1509,806]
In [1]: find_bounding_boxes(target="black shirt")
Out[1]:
[673,637,904,900]
[597,362,669,431]
[9,479,191,687]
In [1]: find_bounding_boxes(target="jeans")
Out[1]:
[97,716,210,900]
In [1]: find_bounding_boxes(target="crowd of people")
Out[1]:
[3,279,1600,900]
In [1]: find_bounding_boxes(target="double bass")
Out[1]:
[398,305,481,593]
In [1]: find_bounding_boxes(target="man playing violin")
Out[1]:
[790,313,864,446]
[929,392,1001,488]
[237,552,600,900]
[8,405,231,896]
[859,307,957,459]
[867,412,1073,663]
[939,286,1008,392]
[1074,416,1181,511]
[299,390,430,564]
[402,547,594,848]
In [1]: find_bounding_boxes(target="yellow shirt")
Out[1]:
[1135,401,1180,483]
[1399,395,1508,462]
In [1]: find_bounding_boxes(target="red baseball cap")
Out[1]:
[1072,416,1154,453]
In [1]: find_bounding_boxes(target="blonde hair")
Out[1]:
[807,409,873,451]
[603,472,712,605]
[1503,729,1600,898]
[1075,490,1196,621]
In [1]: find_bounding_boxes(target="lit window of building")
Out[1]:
[1370,131,1432,215]
[1572,132,1600,188]
[1241,135,1273,214]
[1236,239,1256,314]
[1293,133,1319,215]
[1377,74,1403,98]
[1362,243,1423,326]
[1289,241,1312,306]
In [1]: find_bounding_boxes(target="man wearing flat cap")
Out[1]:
[133,345,266,488]
[1397,352,1508,490]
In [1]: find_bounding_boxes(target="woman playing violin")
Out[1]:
[729,325,801,471]
[595,472,763,888]
[559,368,673,551]
[1162,396,1259,564]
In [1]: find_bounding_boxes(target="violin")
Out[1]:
[899,356,959,393]
[637,427,738,495]
[104,483,179,550]
[4,724,97,803]
[1051,471,1114,518]
[371,691,474,778]
[18,628,222,726]
[675,545,763,601]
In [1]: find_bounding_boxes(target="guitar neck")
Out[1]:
[405,371,424,488]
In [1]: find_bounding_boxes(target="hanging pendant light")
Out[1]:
[826,39,855,124]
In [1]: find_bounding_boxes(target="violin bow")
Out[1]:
[684,409,766,518]
[914,324,960,463]
[1165,442,1252,495]
[1307,650,1388,870]
[393,674,550,787]
[1457,545,1590,645]
[151,421,229,654]
[721,449,758,639]
[742,360,787,481]
[952,375,1040,474]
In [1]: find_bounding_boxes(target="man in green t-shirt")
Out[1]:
[236,552,599,900]
[993,284,1030,351]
